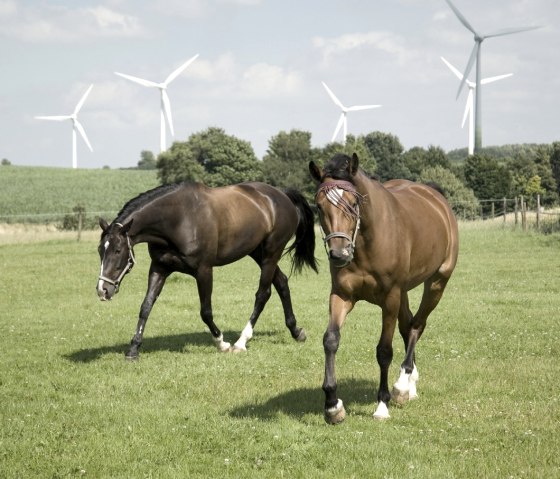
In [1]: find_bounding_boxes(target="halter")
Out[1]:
[316,180,363,261]
[98,223,136,292]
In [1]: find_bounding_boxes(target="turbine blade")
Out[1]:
[462,90,473,128]
[484,25,542,39]
[480,73,513,85]
[74,120,93,152]
[74,84,93,115]
[441,56,463,81]
[35,115,72,121]
[161,90,174,136]
[445,0,479,36]
[347,104,381,112]
[332,114,345,142]
[322,82,345,110]
[456,43,478,99]
[114,72,158,88]
[164,54,199,85]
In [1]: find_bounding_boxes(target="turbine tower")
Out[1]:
[445,0,540,153]
[322,81,381,145]
[115,54,199,153]
[441,57,512,155]
[35,84,94,169]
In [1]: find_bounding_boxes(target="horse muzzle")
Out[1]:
[328,245,354,268]
[97,278,118,301]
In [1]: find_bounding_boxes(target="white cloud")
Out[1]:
[313,31,413,66]
[0,4,145,42]
[241,63,303,98]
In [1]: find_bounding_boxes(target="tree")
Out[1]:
[157,127,262,186]
[1,158,11,166]
[463,154,512,214]
[363,131,411,181]
[419,166,480,219]
[403,145,450,180]
[137,150,157,170]
[262,130,315,195]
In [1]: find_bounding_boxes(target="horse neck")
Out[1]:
[354,172,392,234]
[117,192,180,246]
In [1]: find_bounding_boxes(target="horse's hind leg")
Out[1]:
[393,273,450,402]
[232,259,277,352]
[392,292,419,404]
[272,266,306,342]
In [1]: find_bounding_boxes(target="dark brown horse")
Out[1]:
[97,181,318,358]
[309,153,459,423]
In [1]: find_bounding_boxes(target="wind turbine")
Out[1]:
[445,0,540,153]
[114,54,199,153]
[441,56,512,155]
[321,81,381,144]
[35,84,94,169]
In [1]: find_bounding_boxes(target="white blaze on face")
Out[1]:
[326,187,344,207]
[97,240,110,294]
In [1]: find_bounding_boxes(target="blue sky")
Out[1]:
[1,0,558,169]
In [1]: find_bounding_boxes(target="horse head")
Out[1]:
[97,218,135,301]
[309,153,363,268]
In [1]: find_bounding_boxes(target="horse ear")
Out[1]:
[120,219,133,235]
[99,218,109,232]
[309,161,323,183]
[350,153,359,175]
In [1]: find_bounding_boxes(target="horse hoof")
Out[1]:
[295,328,307,343]
[231,345,247,354]
[391,387,409,406]
[324,399,346,425]
[125,352,139,361]
[373,401,391,420]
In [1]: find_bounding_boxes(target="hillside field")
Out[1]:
[0,223,559,478]
[0,166,159,222]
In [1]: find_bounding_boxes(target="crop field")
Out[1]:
[1,223,559,478]
[0,166,158,222]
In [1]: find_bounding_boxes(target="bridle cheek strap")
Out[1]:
[98,234,136,292]
[320,207,361,255]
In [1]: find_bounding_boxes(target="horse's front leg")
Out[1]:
[373,288,401,419]
[126,266,168,360]
[323,293,354,425]
[196,266,229,352]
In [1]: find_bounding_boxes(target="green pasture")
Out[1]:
[1,224,559,478]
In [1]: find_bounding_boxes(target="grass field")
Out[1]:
[0,166,158,222]
[1,223,559,478]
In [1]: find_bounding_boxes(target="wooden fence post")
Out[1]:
[521,196,527,231]
[536,194,541,230]
[503,198,507,225]
[77,209,83,242]
[514,197,519,227]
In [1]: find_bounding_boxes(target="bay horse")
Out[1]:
[97,181,318,359]
[309,153,459,423]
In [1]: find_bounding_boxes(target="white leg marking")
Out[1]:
[212,333,231,352]
[233,321,253,351]
[373,401,390,420]
[325,399,344,416]
[394,367,411,395]
[409,364,419,400]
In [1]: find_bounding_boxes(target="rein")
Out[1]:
[316,180,363,260]
[98,223,136,292]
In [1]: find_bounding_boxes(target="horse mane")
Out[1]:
[115,182,190,222]
[424,182,447,198]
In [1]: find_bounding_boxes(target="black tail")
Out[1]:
[284,189,319,274]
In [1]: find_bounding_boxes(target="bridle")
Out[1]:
[98,224,136,293]
[316,180,363,261]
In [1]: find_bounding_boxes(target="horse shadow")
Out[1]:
[64,331,235,363]
[229,377,377,421]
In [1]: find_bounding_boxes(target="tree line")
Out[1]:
[135,127,560,220]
